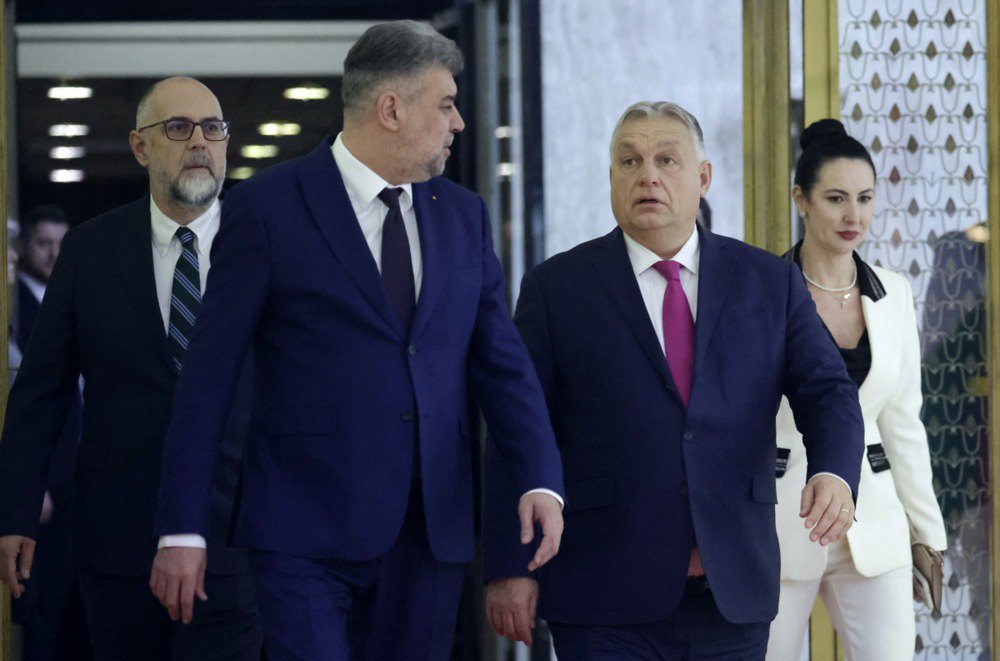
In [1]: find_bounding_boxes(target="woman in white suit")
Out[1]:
[766,119,947,661]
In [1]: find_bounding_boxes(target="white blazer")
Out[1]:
[775,262,947,580]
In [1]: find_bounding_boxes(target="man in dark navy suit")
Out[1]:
[484,101,865,659]
[151,21,565,660]
[0,77,261,660]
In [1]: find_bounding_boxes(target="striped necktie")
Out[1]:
[167,227,201,374]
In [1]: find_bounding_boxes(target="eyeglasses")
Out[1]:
[137,118,231,141]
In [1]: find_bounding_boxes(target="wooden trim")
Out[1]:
[801,0,840,658]
[742,0,791,254]
[0,0,10,657]
[803,0,839,124]
[987,0,1000,655]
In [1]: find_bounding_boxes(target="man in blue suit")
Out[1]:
[484,102,865,659]
[150,21,565,660]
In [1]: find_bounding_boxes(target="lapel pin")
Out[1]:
[432,195,437,200]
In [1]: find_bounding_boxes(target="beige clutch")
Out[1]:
[912,542,943,616]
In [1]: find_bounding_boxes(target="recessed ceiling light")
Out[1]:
[50,146,86,160]
[49,124,90,137]
[258,122,302,137]
[230,167,257,180]
[497,162,516,177]
[48,86,93,100]
[495,126,514,139]
[283,86,330,101]
[240,145,279,159]
[50,169,85,183]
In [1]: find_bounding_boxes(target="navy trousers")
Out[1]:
[249,486,466,661]
[548,578,770,660]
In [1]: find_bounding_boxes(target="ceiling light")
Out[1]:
[229,167,257,180]
[49,124,90,137]
[283,86,330,101]
[258,122,302,137]
[240,145,279,159]
[497,162,516,177]
[495,126,514,139]
[50,169,85,183]
[50,146,86,160]
[48,86,93,100]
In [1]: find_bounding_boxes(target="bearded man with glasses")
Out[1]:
[0,76,262,660]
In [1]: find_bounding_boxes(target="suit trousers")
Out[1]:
[248,484,466,661]
[766,538,914,661]
[78,568,261,661]
[548,578,770,660]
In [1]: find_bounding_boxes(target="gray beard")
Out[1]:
[170,169,222,208]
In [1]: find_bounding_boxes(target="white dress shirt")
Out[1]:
[331,134,423,296]
[155,198,220,550]
[17,271,46,304]
[621,226,847,491]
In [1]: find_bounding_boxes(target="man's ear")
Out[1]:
[699,160,713,196]
[375,91,403,132]
[129,131,149,167]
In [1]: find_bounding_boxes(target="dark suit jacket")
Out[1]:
[0,197,249,577]
[154,137,564,564]
[484,226,864,625]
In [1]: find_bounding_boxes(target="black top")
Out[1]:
[784,240,881,389]
[839,329,871,387]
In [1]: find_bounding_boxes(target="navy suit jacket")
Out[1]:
[484,226,864,625]
[155,137,564,564]
[0,198,249,576]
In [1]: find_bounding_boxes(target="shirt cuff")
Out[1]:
[158,534,207,549]
[523,488,564,509]
[809,472,851,492]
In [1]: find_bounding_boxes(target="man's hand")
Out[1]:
[149,546,207,624]
[486,577,539,646]
[518,492,563,571]
[800,474,854,545]
[0,535,36,598]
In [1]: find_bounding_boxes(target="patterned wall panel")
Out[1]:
[839,0,990,658]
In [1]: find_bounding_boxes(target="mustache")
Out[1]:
[183,153,213,170]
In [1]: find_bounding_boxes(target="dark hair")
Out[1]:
[21,205,70,242]
[342,20,464,119]
[794,119,875,194]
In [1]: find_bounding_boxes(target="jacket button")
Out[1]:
[401,410,414,421]
[408,345,418,356]
[683,431,694,442]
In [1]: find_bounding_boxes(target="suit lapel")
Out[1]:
[692,227,737,382]
[590,228,671,385]
[857,294,880,403]
[295,138,403,338]
[105,198,175,373]
[410,181,451,341]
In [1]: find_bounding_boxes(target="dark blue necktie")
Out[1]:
[378,187,415,329]
[167,227,201,374]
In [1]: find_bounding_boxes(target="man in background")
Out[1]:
[0,77,260,660]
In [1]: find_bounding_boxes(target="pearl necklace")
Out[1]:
[802,264,858,308]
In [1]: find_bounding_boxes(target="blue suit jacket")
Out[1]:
[155,137,564,564]
[484,226,863,625]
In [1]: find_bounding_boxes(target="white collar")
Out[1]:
[149,197,220,256]
[622,225,700,277]
[331,133,413,213]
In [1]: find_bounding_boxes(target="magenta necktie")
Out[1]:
[653,260,694,408]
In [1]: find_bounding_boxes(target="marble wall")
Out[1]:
[540,0,744,256]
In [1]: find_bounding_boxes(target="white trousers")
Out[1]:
[766,538,915,661]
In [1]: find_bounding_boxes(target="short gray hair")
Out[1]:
[342,20,464,118]
[610,101,706,160]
